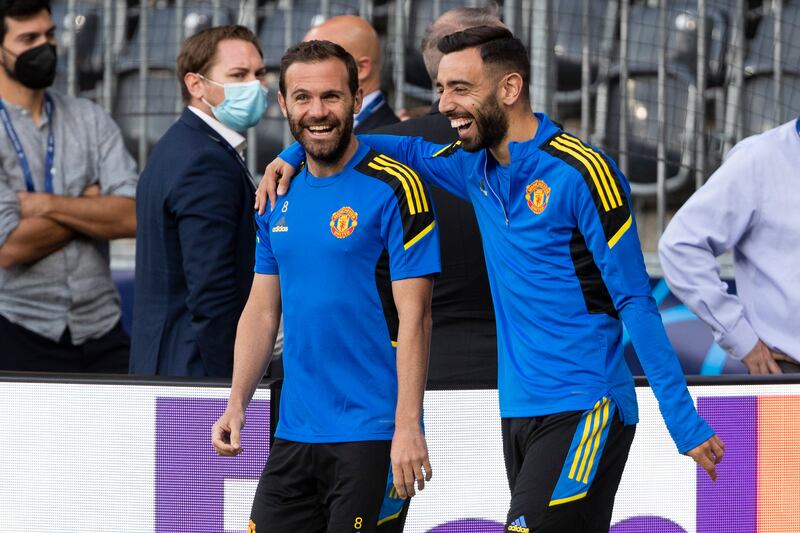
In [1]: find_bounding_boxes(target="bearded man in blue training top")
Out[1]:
[261,27,725,533]
[212,40,440,533]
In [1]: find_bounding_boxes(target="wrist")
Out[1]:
[41,193,60,218]
[394,415,422,432]
[227,397,248,414]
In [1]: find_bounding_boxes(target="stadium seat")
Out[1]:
[739,4,800,137]
[551,0,614,93]
[625,1,728,86]
[51,0,106,93]
[602,72,695,193]
[117,3,235,71]
[258,0,361,71]
[113,69,182,160]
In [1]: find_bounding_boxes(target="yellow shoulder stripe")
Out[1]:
[560,133,623,206]
[374,154,429,213]
[554,136,618,209]
[432,140,461,157]
[607,215,632,249]
[404,220,436,250]
[367,161,418,215]
[549,139,613,211]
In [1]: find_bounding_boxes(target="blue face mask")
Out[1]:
[200,76,268,131]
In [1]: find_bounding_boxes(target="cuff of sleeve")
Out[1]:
[719,318,760,360]
[390,267,441,281]
[675,418,716,455]
[254,266,279,275]
[0,208,21,247]
[103,181,138,199]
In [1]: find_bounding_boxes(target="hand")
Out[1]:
[211,408,245,456]
[16,191,53,218]
[742,339,792,375]
[390,426,433,498]
[81,183,101,197]
[255,157,297,214]
[686,435,725,481]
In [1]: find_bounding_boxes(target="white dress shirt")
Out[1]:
[659,118,800,361]
[188,106,247,158]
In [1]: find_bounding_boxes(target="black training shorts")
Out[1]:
[502,397,636,533]
[249,438,409,533]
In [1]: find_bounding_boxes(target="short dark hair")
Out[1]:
[438,25,530,100]
[0,0,51,46]
[176,25,262,104]
[279,40,359,97]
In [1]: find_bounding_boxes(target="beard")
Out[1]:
[458,93,509,152]
[288,104,355,165]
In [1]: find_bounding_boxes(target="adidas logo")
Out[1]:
[272,216,288,233]
[508,515,529,533]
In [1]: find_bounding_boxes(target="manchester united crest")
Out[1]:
[525,180,551,214]
[330,206,358,239]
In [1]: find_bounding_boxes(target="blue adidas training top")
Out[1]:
[257,142,441,443]
[281,114,713,454]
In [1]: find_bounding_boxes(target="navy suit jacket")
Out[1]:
[131,109,256,377]
[354,95,400,133]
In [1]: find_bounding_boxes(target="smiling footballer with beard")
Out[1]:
[213,40,441,533]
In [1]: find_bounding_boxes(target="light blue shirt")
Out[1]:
[659,118,800,362]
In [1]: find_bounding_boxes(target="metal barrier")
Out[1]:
[54,0,800,240]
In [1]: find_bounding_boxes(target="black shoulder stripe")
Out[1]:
[570,229,618,318]
[355,150,436,249]
[541,133,632,248]
[432,140,463,158]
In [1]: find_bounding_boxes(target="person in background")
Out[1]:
[659,118,800,374]
[369,6,503,384]
[305,15,400,132]
[0,0,137,373]
[130,26,267,377]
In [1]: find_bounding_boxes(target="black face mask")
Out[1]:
[3,43,57,90]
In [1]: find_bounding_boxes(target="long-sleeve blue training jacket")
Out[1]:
[280,114,713,453]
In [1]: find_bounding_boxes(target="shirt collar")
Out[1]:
[188,105,247,157]
[2,95,51,129]
[359,90,382,111]
[505,113,560,158]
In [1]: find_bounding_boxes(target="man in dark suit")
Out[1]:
[304,15,399,133]
[130,26,267,377]
[370,6,505,384]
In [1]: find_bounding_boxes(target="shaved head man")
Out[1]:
[305,15,399,132]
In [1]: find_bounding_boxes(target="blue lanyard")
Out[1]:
[355,93,385,125]
[796,116,800,136]
[0,93,55,193]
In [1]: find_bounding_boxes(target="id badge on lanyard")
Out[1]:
[0,93,55,193]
